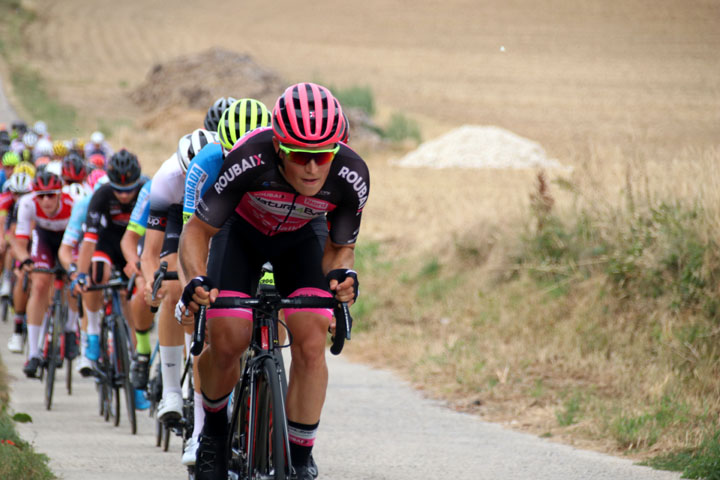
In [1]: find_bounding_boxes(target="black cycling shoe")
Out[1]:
[23,356,42,378]
[292,455,319,480]
[195,433,228,480]
[64,331,79,360]
[292,464,315,480]
[307,453,319,479]
[130,353,150,390]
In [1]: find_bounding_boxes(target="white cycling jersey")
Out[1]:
[149,153,185,211]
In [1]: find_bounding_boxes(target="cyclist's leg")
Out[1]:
[156,213,186,420]
[157,252,186,422]
[24,228,61,377]
[271,217,330,477]
[129,275,154,383]
[83,251,112,362]
[195,217,255,479]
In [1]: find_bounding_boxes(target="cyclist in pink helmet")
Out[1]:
[179,82,367,480]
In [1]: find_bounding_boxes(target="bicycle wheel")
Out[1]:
[114,316,137,434]
[162,423,171,452]
[44,308,62,410]
[237,357,290,479]
[0,296,10,323]
[100,320,114,422]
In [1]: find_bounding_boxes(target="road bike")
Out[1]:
[149,261,197,472]
[83,271,138,434]
[32,265,76,410]
[194,269,353,480]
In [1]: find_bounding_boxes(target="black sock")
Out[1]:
[201,391,231,437]
[288,419,319,467]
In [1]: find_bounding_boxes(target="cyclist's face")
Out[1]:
[112,188,136,204]
[273,138,332,197]
[36,192,60,214]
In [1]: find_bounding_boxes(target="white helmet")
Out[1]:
[6,172,33,194]
[22,131,38,148]
[176,128,217,173]
[90,131,104,144]
[45,160,63,177]
[33,121,48,137]
[33,138,53,158]
[66,182,90,202]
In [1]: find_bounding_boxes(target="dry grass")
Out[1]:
[347,142,720,461]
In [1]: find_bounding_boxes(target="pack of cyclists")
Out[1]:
[1,81,368,480]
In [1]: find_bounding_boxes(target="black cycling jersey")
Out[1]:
[195,128,369,246]
[85,181,147,240]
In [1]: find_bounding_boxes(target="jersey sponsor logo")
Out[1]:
[184,166,208,207]
[213,154,264,194]
[147,215,167,228]
[337,166,369,209]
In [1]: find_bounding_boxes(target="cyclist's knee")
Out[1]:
[208,321,248,366]
[29,272,51,293]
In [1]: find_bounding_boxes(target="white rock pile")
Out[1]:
[391,125,568,170]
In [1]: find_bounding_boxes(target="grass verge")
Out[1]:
[0,354,55,480]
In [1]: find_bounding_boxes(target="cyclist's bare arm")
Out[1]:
[120,229,142,278]
[58,243,74,271]
[139,228,165,303]
[76,238,96,279]
[178,215,219,311]
[322,240,357,304]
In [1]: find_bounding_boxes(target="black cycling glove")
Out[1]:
[326,269,359,301]
[181,276,215,308]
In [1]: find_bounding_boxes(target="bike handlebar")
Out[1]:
[150,261,179,313]
[192,295,353,356]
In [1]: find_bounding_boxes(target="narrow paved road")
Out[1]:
[0,76,681,479]
[2,317,682,480]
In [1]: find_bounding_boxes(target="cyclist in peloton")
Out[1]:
[2,172,33,353]
[179,82,368,480]
[71,149,150,409]
[58,169,109,375]
[14,171,76,377]
[140,128,216,433]
[119,177,155,391]
[84,131,113,159]
[178,97,271,466]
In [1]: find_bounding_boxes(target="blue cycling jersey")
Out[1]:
[60,194,91,248]
[182,143,223,223]
[127,180,152,236]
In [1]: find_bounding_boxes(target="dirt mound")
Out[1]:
[392,125,568,170]
[130,47,286,112]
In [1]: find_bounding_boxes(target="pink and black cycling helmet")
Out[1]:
[272,83,346,148]
[87,168,107,189]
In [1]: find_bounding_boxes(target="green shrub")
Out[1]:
[331,85,375,116]
[382,113,421,143]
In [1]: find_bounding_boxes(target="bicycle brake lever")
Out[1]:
[150,261,168,313]
[190,285,210,356]
[330,302,352,356]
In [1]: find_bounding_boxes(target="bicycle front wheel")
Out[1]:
[114,316,137,434]
[241,357,290,479]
